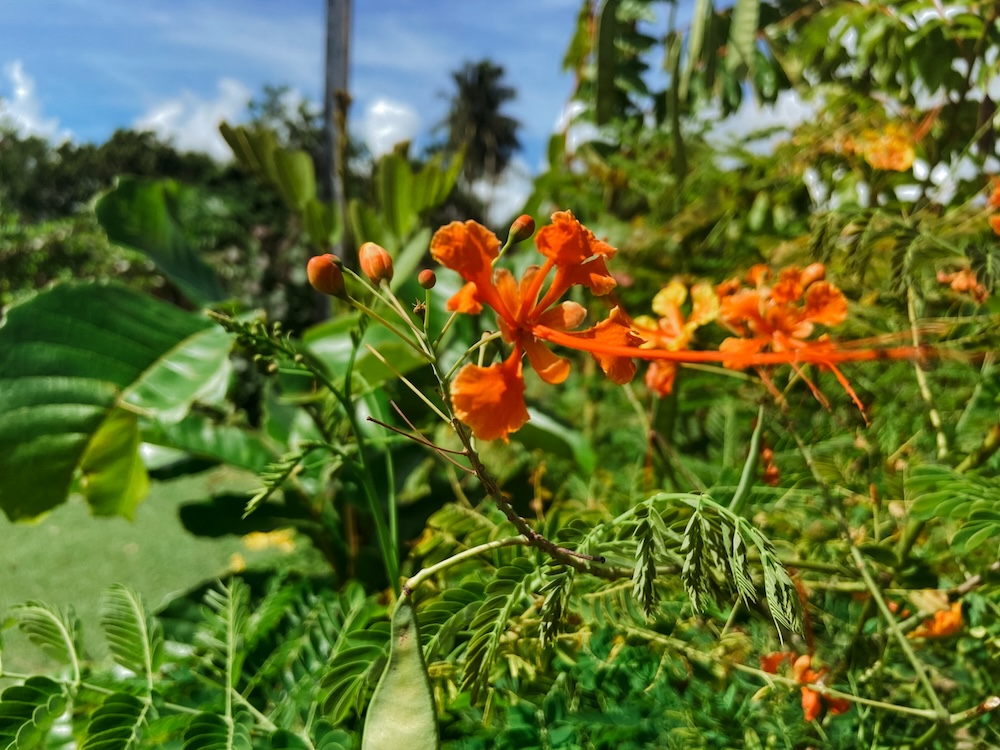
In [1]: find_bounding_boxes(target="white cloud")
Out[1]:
[134,78,250,160]
[0,60,70,141]
[471,157,534,226]
[360,98,420,157]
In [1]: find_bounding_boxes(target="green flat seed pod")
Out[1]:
[361,598,439,750]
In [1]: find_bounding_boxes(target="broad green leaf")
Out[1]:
[126,325,233,421]
[273,149,316,211]
[302,198,342,251]
[726,0,759,73]
[96,178,225,304]
[389,227,432,293]
[0,282,224,520]
[349,200,392,251]
[78,407,149,519]
[378,152,416,241]
[517,409,596,475]
[595,0,622,125]
[142,413,275,473]
[100,584,164,679]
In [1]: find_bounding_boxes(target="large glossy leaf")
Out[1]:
[142,414,275,473]
[78,406,150,519]
[0,282,231,520]
[95,178,225,304]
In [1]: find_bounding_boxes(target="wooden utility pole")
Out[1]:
[322,0,352,259]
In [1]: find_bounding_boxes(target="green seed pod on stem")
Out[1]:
[361,598,439,750]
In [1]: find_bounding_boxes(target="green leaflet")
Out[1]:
[361,599,439,750]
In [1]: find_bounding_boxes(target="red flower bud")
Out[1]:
[509,214,536,243]
[307,254,346,297]
[418,269,437,289]
[359,242,394,284]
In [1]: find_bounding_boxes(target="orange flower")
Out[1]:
[762,653,850,722]
[857,124,915,172]
[631,279,719,396]
[990,214,1000,236]
[909,601,963,639]
[988,177,1000,209]
[715,264,866,411]
[938,269,988,304]
[431,212,639,441]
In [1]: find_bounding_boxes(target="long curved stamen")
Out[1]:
[532,324,932,366]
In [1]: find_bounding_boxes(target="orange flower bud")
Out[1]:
[359,242,394,284]
[418,269,437,289]
[307,254,346,297]
[800,263,826,287]
[509,214,535,243]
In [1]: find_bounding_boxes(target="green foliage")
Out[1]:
[95,178,225,305]
[0,677,68,750]
[0,282,232,521]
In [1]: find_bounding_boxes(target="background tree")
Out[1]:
[442,59,521,188]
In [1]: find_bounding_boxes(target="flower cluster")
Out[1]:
[761,652,851,722]
[716,263,847,364]
[630,279,718,396]
[430,211,641,442]
[938,269,988,304]
[843,123,915,172]
[909,600,963,640]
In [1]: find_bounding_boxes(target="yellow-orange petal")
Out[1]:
[450,354,530,442]
[536,210,616,266]
[535,301,587,331]
[431,220,500,285]
[803,281,848,326]
[651,280,688,317]
[990,214,1000,236]
[447,282,484,314]
[521,335,571,384]
[689,281,720,326]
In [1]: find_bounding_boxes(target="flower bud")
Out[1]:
[418,269,437,289]
[359,242,394,284]
[801,263,826,287]
[307,254,346,297]
[509,214,535,243]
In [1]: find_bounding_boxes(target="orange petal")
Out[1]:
[771,267,804,304]
[760,652,793,674]
[646,361,678,396]
[573,306,641,384]
[804,282,848,326]
[536,210,616,266]
[719,336,767,369]
[719,289,764,330]
[791,654,813,683]
[521,335,571,384]
[536,301,587,331]
[447,281,484,314]
[430,220,500,284]
[451,354,530,442]
[493,267,520,324]
[538,257,617,311]
[801,687,822,722]
[825,696,851,716]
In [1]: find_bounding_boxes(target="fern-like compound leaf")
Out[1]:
[100,584,164,682]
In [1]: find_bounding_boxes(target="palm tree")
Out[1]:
[443,60,521,186]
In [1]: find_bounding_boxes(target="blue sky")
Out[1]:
[0,0,582,175]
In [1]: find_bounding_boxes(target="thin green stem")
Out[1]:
[729,405,766,515]
[365,344,451,423]
[350,299,430,360]
[400,536,528,601]
[849,544,948,721]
